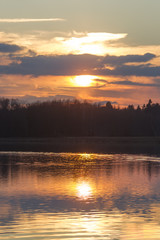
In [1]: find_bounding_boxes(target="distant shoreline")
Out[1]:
[0,137,160,155]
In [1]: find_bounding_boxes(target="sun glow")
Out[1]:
[74,75,95,87]
[64,32,127,55]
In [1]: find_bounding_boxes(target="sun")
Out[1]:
[74,75,95,87]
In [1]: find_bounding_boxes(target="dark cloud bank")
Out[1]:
[0,43,159,78]
[0,43,23,53]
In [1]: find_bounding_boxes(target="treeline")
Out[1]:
[0,98,160,137]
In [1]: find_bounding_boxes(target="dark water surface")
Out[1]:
[1,152,160,239]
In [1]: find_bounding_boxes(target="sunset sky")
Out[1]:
[0,0,160,106]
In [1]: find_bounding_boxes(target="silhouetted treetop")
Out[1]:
[0,98,159,137]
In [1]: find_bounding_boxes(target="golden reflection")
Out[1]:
[0,153,154,199]
[79,153,92,159]
[76,182,92,199]
[2,153,160,239]
[2,210,160,240]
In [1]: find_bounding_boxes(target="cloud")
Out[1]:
[88,88,135,98]
[0,52,159,77]
[0,54,100,76]
[108,80,160,87]
[66,32,127,43]
[95,64,160,77]
[0,43,23,53]
[92,78,159,88]
[0,31,128,56]
[102,53,156,66]
[60,32,127,55]
[19,94,75,104]
[0,18,65,23]
[94,79,108,84]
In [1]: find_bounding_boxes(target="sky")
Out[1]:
[0,0,160,106]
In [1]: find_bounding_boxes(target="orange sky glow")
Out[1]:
[0,0,160,106]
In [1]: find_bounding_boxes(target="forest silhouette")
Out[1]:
[0,98,160,137]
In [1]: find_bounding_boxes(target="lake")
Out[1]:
[0,152,160,239]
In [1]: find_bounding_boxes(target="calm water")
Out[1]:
[1,152,160,239]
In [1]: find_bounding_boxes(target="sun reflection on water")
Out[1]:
[1,153,160,239]
[76,182,92,199]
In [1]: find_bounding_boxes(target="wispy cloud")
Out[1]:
[108,80,160,87]
[0,18,65,23]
